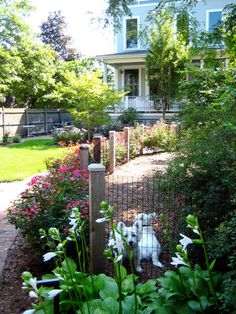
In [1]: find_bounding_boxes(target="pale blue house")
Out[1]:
[97,0,234,113]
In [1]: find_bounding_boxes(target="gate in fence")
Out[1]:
[86,154,183,280]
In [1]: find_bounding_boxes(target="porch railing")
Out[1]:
[106,96,183,113]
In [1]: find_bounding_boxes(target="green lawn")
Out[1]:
[0,139,65,182]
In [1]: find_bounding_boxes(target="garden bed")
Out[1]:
[0,152,173,313]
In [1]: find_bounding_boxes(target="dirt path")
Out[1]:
[113,152,173,177]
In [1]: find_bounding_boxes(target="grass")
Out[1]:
[0,139,65,182]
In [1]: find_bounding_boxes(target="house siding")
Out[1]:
[115,0,235,54]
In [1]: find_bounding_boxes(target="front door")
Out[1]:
[124,69,139,96]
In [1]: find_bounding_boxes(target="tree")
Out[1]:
[40,11,80,61]
[105,0,199,29]
[44,70,123,140]
[9,39,57,107]
[146,10,189,119]
[0,0,33,48]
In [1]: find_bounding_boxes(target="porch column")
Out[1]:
[103,63,108,83]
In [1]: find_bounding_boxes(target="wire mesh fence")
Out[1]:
[104,174,183,280]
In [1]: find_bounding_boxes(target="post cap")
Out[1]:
[88,164,106,172]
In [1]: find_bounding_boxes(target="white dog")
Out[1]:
[134,213,163,272]
[108,221,140,268]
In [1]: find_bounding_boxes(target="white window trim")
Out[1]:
[121,66,143,97]
[206,9,223,32]
[123,16,140,51]
[128,1,158,9]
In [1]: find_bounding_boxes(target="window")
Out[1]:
[124,69,139,96]
[208,11,222,32]
[126,18,138,49]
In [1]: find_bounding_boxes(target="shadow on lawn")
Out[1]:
[6,139,59,151]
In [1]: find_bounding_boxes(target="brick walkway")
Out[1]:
[0,180,29,275]
[0,135,53,275]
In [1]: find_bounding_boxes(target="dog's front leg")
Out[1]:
[135,249,143,273]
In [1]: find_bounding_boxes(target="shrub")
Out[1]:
[118,108,138,126]
[130,126,143,158]
[2,132,10,145]
[143,123,177,152]
[116,144,126,165]
[97,120,123,137]
[12,134,22,143]
[8,147,89,248]
[52,126,87,146]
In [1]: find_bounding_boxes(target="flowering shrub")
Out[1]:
[143,123,178,152]
[52,125,87,146]
[8,147,89,248]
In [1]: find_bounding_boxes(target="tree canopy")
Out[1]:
[146,10,189,118]
[40,11,80,61]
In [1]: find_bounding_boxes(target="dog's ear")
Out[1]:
[117,221,125,230]
[133,220,142,230]
[135,213,143,221]
[148,212,156,221]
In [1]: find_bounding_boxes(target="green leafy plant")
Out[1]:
[2,132,10,145]
[143,123,177,152]
[118,108,138,126]
[22,207,236,313]
[52,126,87,146]
[12,134,22,143]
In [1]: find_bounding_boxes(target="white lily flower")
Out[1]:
[113,237,124,252]
[54,273,63,280]
[108,238,115,247]
[48,289,62,299]
[22,310,35,314]
[22,283,27,290]
[170,253,188,267]
[43,252,57,262]
[69,218,77,228]
[114,255,123,263]
[187,224,200,235]
[57,243,63,249]
[96,217,109,223]
[179,233,193,249]
[193,226,200,235]
[29,278,37,291]
[29,291,38,298]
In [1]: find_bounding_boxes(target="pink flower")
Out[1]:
[66,200,80,209]
[73,169,80,176]
[28,175,43,186]
[59,167,70,173]
[44,183,51,189]
[70,177,76,181]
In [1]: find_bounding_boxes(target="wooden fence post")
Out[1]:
[93,136,102,163]
[80,144,89,170]
[45,109,48,134]
[88,163,106,274]
[25,108,29,126]
[109,131,116,174]
[124,127,130,162]
[2,107,5,135]
[140,124,145,155]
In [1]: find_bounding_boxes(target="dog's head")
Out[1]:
[134,212,156,226]
[117,221,140,247]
